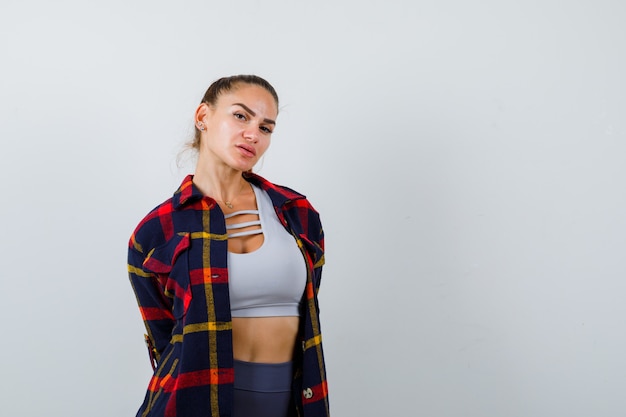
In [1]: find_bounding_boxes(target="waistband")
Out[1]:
[233,360,294,393]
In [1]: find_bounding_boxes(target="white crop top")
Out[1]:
[227,184,307,318]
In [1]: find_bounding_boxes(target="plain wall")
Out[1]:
[1,1,625,416]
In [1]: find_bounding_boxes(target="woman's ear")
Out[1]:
[194,103,211,130]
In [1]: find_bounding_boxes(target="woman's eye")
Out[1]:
[234,113,246,121]
[260,126,273,134]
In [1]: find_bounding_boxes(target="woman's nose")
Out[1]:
[243,126,259,142]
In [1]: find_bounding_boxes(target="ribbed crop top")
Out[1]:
[227,184,307,318]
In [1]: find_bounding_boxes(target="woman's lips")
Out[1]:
[236,144,256,157]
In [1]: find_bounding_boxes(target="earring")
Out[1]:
[197,122,204,131]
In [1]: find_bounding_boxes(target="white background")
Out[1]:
[1,1,625,416]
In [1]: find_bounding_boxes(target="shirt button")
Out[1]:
[302,341,306,351]
[303,388,314,399]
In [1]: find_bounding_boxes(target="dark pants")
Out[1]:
[233,360,295,417]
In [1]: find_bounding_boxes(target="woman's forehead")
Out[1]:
[217,84,278,116]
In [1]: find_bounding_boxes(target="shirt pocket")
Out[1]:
[142,233,192,320]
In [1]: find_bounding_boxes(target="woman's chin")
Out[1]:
[229,159,257,173]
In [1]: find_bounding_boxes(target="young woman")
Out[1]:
[128,75,329,417]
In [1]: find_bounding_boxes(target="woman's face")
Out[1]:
[197,84,278,173]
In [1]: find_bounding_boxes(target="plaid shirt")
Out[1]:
[128,173,329,417]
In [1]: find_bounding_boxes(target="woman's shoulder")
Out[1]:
[128,175,207,255]
[128,197,177,255]
[246,174,323,236]
[245,173,315,208]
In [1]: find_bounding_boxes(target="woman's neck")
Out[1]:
[192,162,249,204]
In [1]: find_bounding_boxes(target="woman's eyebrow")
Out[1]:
[233,102,276,125]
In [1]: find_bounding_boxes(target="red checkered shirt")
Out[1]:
[128,173,329,417]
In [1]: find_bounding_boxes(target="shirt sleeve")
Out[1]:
[128,246,175,366]
[311,210,325,296]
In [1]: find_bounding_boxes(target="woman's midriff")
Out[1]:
[232,316,300,363]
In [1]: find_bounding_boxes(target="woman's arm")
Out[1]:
[128,247,175,367]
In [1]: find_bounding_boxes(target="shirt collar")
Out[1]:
[172,173,305,210]
[244,172,306,206]
[172,175,205,209]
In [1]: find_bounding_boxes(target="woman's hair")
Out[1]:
[189,75,279,152]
